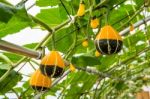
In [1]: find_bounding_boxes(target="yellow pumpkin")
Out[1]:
[95,25,123,55]
[77,1,85,17]
[90,17,99,29]
[29,69,51,91]
[40,51,65,78]
[95,50,101,57]
[82,40,88,47]
[69,64,76,72]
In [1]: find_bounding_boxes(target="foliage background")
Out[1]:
[0,0,150,99]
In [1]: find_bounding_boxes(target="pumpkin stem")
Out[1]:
[89,0,94,18]
[104,5,110,25]
[52,30,56,50]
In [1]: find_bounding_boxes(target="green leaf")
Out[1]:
[115,81,127,90]
[23,43,38,49]
[123,30,146,48]
[36,7,68,27]
[71,55,101,67]
[13,87,23,93]
[23,80,30,89]
[0,5,33,38]
[0,3,16,23]
[110,5,134,24]
[0,53,22,62]
[0,0,12,5]
[21,81,35,98]
[133,0,144,7]
[47,26,74,53]
[64,71,97,98]
[0,70,22,94]
[97,55,118,71]
[95,0,101,4]
[0,64,11,70]
[36,0,60,7]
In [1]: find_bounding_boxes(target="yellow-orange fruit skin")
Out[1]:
[82,40,88,47]
[95,25,122,40]
[95,25,123,55]
[95,50,101,57]
[90,18,99,29]
[130,24,134,32]
[77,2,85,17]
[29,69,51,91]
[70,64,76,72]
[40,51,65,78]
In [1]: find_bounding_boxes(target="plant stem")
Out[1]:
[51,30,56,50]
[30,15,53,33]
[0,67,13,82]
[30,59,40,66]
[28,61,36,70]
[0,54,13,83]
[0,53,13,65]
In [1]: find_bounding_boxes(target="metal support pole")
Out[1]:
[0,39,41,59]
[120,16,150,36]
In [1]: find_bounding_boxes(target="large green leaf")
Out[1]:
[36,7,68,27]
[36,0,60,7]
[0,70,22,94]
[97,54,118,71]
[0,2,16,23]
[72,55,101,67]
[0,3,33,38]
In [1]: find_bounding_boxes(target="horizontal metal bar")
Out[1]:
[120,16,150,36]
[0,39,41,59]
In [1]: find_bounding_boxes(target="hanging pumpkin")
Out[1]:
[77,1,85,17]
[82,40,88,47]
[40,51,65,78]
[90,16,99,29]
[29,69,51,91]
[95,25,123,55]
